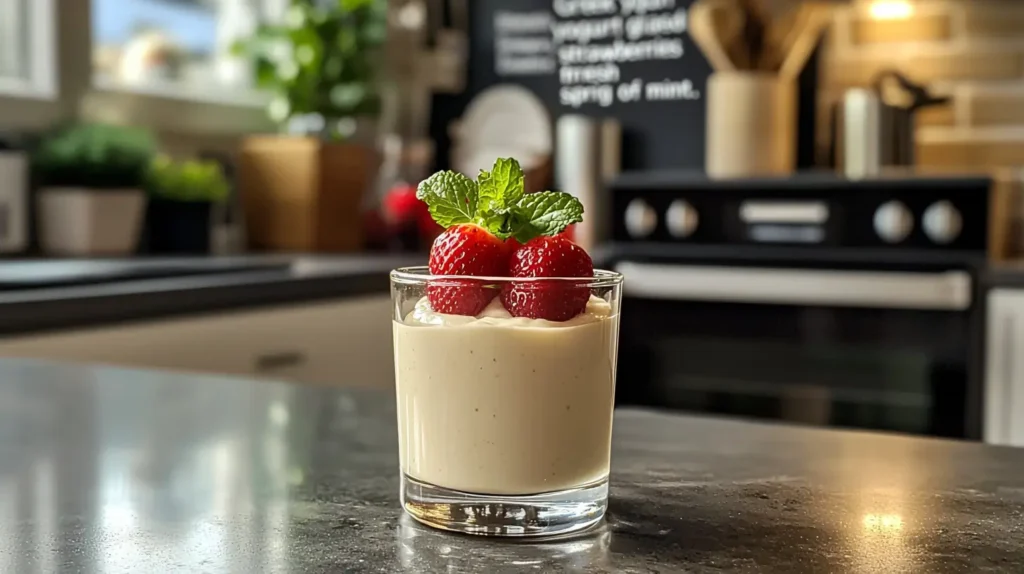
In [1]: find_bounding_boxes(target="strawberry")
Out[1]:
[382,184,424,226]
[416,158,585,317]
[427,223,509,315]
[502,236,594,321]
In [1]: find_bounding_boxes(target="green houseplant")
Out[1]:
[33,123,157,255]
[232,0,386,253]
[144,156,231,254]
[232,0,387,136]
[146,156,230,203]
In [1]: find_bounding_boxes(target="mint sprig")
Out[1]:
[417,158,583,243]
[415,170,478,228]
[478,157,524,213]
[508,191,585,243]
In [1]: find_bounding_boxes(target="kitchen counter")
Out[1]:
[0,255,422,336]
[8,252,1023,340]
[2,360,1024,573]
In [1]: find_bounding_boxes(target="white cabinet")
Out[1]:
[985,289,1024,446]
[0,295,395,390]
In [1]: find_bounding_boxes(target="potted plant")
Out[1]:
[32,123,156,256]
[144,156,230,254]
[232,0,386,252]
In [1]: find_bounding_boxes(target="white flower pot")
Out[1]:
[37,188,146,256]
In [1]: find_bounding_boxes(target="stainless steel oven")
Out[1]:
[606,174,991,439]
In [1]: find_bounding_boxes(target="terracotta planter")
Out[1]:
[239,136,375,252]
[37,187,146,255]
[705,72,797,178]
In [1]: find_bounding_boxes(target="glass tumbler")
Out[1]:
[390,267,623,537]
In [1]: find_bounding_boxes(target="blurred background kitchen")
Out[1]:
[3,0,1024,448]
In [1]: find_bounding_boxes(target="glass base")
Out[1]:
[401,474,608,538]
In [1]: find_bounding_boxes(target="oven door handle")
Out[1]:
[615,263,972,311]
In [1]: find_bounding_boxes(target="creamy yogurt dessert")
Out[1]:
[394,295,619,495]
[394,157,621,535]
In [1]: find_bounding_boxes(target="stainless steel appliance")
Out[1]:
[555,115,621,251]
[606,173,991,439]
[839,71,950,178]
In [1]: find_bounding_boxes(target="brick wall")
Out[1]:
[822,0,1024,171]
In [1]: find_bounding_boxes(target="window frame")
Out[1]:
[0,0,57,100]
[89,0,282,110]
[83,0,280,135]
[0,0,281,136]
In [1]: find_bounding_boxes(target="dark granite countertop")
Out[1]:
[0,255,422,337]
[2,360,1024,572]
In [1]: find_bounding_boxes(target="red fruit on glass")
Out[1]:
[382,184,424,226]
[502,235,594,322]
[428,224,510,316]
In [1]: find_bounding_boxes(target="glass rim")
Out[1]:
[390,266,623,288]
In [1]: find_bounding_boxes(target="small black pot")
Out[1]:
[146,199,212,254]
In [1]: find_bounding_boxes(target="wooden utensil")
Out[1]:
[709,0,746,68]
[689,0,738,72]
[760,3,807,71]
[736,0,767,71]
[779,3,833,79]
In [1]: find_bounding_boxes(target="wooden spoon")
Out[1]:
[735,0,767,71]
[689,0,739,72]
[761,3,807,71]
[779,4,833,79]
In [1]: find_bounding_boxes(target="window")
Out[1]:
[0,0,56,99]
[91,0,285,106]
[0,0,25,79]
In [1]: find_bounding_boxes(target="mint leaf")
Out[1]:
[416,170,478,227]
[508,191,584,243]
[415,159,575,241]
[477,210,512,239]
[477,157,524,213]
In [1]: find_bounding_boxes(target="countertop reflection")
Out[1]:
[0,360,1023,573]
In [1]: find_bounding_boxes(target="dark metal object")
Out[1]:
[839,70,951,176]
[607,173,990,440]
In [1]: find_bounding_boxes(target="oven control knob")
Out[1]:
[666,200,699,238]
[625,199,657,238]
[873,201,913,243]
[923,201,963,244]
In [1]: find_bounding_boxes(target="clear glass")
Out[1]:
[390,266,623,537]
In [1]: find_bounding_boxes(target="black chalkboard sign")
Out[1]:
[431,0,713,172]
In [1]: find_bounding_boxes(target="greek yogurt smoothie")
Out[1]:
[394,294,619,495]
[395,157,622,535]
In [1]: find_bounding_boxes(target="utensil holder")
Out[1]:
[706,72,797,178]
